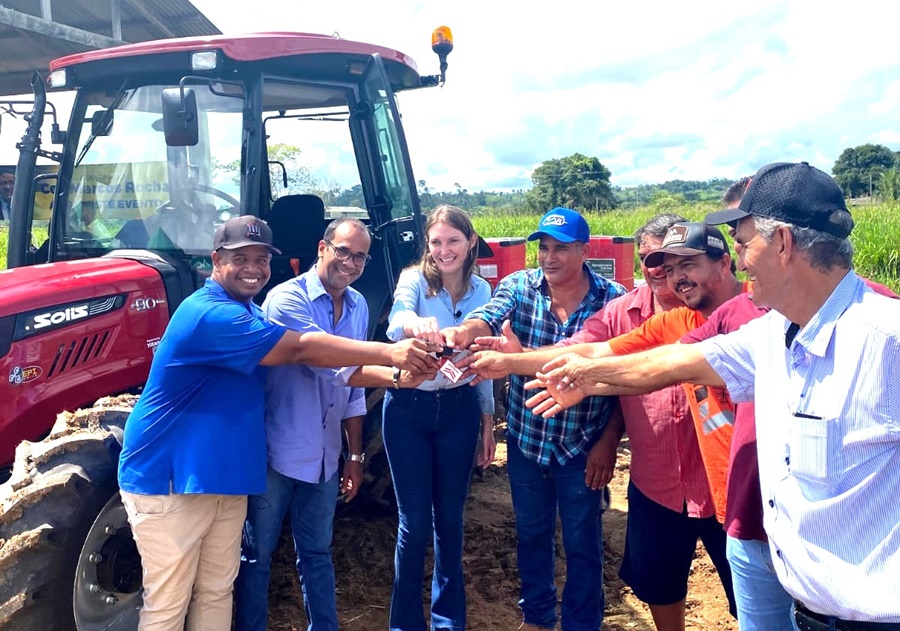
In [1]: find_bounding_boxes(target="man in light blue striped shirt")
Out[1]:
[529,163,900,629]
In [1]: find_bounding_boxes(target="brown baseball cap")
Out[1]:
[643,222,729,268]
[213,216,281,254]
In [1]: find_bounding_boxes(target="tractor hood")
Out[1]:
[0,257,162,319]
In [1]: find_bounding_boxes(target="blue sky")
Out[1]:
[9,0,900,193]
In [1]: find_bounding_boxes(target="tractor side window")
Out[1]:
[361,65,417,223]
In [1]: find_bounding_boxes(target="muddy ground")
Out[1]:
[266,430,736,630]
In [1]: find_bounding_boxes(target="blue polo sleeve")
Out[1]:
[178,302,287,375]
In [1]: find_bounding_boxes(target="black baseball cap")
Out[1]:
[643,222,729,268]
[213,216,281,254]
[705,161,853,238]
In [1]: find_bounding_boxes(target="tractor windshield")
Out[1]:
[61,83,244,257]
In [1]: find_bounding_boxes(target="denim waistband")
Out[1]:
[390,386,475,402]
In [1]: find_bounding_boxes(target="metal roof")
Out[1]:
[0,0,220,96]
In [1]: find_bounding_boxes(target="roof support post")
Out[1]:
[110,0,122,40]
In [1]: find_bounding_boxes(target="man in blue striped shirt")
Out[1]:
[443,207,625,631]
[531,163,900,630]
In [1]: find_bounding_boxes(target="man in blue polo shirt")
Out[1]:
[118,215,438,631]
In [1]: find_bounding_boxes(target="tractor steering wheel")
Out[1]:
[156,184,240,217]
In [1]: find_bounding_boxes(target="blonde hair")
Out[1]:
[418,205,479,298]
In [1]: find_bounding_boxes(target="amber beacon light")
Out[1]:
[431,26,453,85]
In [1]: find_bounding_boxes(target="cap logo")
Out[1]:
[245,222,261,239]
[708,235,725,251]
[542,214,567,227]
[661,225,688,247]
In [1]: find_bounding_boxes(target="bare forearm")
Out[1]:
[347,365,394,388]
[444,319,493,349]
[347,366,432,389]
[342,416,364,455]
[264,331,393,367]
[503,341,604,375]
[582,344,722,394]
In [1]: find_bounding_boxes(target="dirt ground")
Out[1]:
[266,430,736,630]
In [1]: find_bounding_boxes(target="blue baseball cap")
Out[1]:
[527,207,590,243]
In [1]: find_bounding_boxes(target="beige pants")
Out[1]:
[121,491,247,631]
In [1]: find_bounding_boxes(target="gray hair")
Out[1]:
[753,215,853,271]
[634,213,689,241]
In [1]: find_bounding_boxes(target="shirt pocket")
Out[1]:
[789,416,844,487]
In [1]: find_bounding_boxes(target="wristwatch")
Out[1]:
[391,366,401,389]
[348,453,366,464]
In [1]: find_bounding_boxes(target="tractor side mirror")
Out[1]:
[161,86,198,147]
[90,109,114,136]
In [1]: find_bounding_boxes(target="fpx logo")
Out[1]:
[542,214,568,227]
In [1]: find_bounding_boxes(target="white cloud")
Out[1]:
[7,0,899,194]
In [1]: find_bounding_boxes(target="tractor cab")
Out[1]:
[0,29,454,630]
[10,29,453,331]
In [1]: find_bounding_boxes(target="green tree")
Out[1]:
[526,153,617,212]
[832,143,896,198]
[876,168,900,203]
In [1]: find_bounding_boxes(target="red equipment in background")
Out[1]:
[477,237,527,290]
[587,236,635,291]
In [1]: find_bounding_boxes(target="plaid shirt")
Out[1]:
[467,266,626,467]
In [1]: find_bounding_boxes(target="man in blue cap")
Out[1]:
[443,208,625,631]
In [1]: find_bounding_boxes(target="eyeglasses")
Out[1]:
[324,240,371,266]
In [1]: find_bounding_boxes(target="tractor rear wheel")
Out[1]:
[0,396,141,631]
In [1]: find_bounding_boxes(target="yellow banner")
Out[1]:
[6,162,171,220]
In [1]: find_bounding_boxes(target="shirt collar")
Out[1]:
[530,263,600,295]
[627,284,655,319]
[305,265,360,309]
[206,277,262,315]
[790,270,861,357]
[441,274,481,301]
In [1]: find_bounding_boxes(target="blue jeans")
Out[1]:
[506,435,604,631]
[382,387,480,631]
[726,536,794,631]
[234,467,340,631]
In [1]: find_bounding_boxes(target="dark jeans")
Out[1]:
[506,435,605,631]
[382,386,480,631]
[234,467,340,631]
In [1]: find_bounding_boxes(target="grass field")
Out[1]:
[2,201,898,292]
[473,201,900,293]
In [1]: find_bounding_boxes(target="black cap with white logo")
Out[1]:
[643,222,729,268]
[213,216,281,254]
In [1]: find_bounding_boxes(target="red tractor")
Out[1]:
[0,28,453,630]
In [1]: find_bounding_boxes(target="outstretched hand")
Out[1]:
[471,319,522,353]
[538,353,596,392]
[390,338,441,373]
[524,376,588,417]
[457,350,512,385]
[405,316,444,347]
